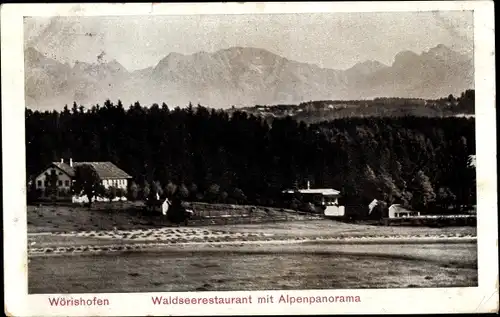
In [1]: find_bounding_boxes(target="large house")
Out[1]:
[282,181,345,217]
[34,158,132,195]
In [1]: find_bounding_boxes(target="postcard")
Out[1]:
[1,1,497,316]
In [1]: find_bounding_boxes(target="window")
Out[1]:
[58,180,63,186]
[37,180,42,187]
[65,180,69,186]
[44,181,48,187]
[58,172,62,175]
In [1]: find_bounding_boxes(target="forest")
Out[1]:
[25,93,476,215]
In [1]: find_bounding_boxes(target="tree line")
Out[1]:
[237,90,475,124]
[26,96,476,215]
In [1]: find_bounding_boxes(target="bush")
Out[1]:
[195,192,204,201]
[206,184,220,203]
[128,182,139,201]
[167,198,190,225]
[289,198,301,210]
[58,188,71,198]
[176,184,189,199]
[116,188,125,198]
[141,182,150,200]
[302,202,317,213]
[219,191,228,203]
[107,186,117,200]
[226,197,237,204]
[231,188,247,204]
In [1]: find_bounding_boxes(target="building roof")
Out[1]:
[51,162,76,177]
[73,162,132,179]
[282,188,340,196]
[46,161,132,179]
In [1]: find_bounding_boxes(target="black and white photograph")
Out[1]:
[2,2,497,316]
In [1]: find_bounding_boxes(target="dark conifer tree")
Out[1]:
[25,92,476,213]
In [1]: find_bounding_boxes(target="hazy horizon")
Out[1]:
[24,11,473,71]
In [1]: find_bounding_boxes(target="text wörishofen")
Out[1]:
[48,296,110,306]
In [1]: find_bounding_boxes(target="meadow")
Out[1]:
[27,202,478,294]
[29,243,477,293]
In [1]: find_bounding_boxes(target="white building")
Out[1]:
[388,204,420,218]
[282,181,345,217]
[34,160,73,193]
[34,158,132,198]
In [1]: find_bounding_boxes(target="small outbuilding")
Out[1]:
[388,204,420,218]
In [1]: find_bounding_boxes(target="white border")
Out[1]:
[2,2,497,316]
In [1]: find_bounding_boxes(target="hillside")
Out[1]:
[227,90,475,123]
[25,45,474,110]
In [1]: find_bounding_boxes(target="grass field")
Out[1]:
[27,202,317,233]
[26,202,478,294]
[28,243,477,293]
[212,221,476,238]
[27,203,477,238]
[27,219,476,255]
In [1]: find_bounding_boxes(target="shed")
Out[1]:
[388,204,420,218]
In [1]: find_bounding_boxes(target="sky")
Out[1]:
[24,11,473,71]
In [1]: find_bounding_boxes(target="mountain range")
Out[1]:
[25,44,474,110]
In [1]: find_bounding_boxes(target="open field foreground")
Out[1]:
[29,243,477,293]
[27,203,320,233]
[28,223,477,293]
[27,204,478,293]
[27,220,476,255]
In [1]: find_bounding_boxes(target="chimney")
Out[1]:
[60,158,64,164]
[69,158,73,167]
[307,181,310,190]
